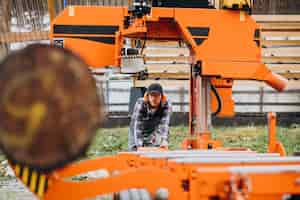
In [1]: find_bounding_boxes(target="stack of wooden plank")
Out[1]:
[134,15,300,113]
[255,15,300,80]
[140,15,300,81]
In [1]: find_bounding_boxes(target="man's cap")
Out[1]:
[147,83,163,94]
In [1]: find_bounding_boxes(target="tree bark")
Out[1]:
[0,44,104,172]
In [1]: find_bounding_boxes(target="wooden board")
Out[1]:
[145,56,190,63]
[267,64,300,73]
[262,31,300,37]
[143,47,189,56]
[263,56,300,63]
[145,40,183,47]
[279,72,300,79]
[146,64,190,73]
[252,15,300,22]
[262,40,300,47]
[144,46,300,58]
[145,63,300,79]
[147,73,189,79]
[262,47,300,57]
[134,79,190,88]
[260,22,300,31]
[145,56,300,65]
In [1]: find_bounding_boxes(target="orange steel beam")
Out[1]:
[41,153,300,199]
[268,112,286,156]
[45,167,186,200]
[9,150,300,199]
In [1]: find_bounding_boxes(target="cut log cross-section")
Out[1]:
[0,44,104,172]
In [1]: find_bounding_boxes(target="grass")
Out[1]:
[86,125,300,157]
[0,125,299,163]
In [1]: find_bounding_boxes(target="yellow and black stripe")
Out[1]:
[11,163,48,198]
[52,25,119,45]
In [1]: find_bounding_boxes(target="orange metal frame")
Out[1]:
[49,5,288,148]
[11,149,298,200]
[50,6,286,91]
[268,112,286,156]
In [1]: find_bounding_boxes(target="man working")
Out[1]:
[128,83,172,151]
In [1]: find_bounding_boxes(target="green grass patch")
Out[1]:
[86,125,300,157]
[0,126,299,163]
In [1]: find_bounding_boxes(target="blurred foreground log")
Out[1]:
[0,44,104,172]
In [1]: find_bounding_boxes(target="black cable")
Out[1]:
[211,82,222,116]
[140,32,147,55]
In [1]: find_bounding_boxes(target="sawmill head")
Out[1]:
[0,44,104,172]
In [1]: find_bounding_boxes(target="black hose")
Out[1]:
[141,32,147,64]
[211,83,222,116]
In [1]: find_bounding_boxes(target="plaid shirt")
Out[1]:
[130,97,172,148]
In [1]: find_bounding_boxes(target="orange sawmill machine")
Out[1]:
[2,0,300,199]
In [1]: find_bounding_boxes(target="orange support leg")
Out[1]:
[268,112,286,156]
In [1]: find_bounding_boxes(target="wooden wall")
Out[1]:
[253,0,300,14]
